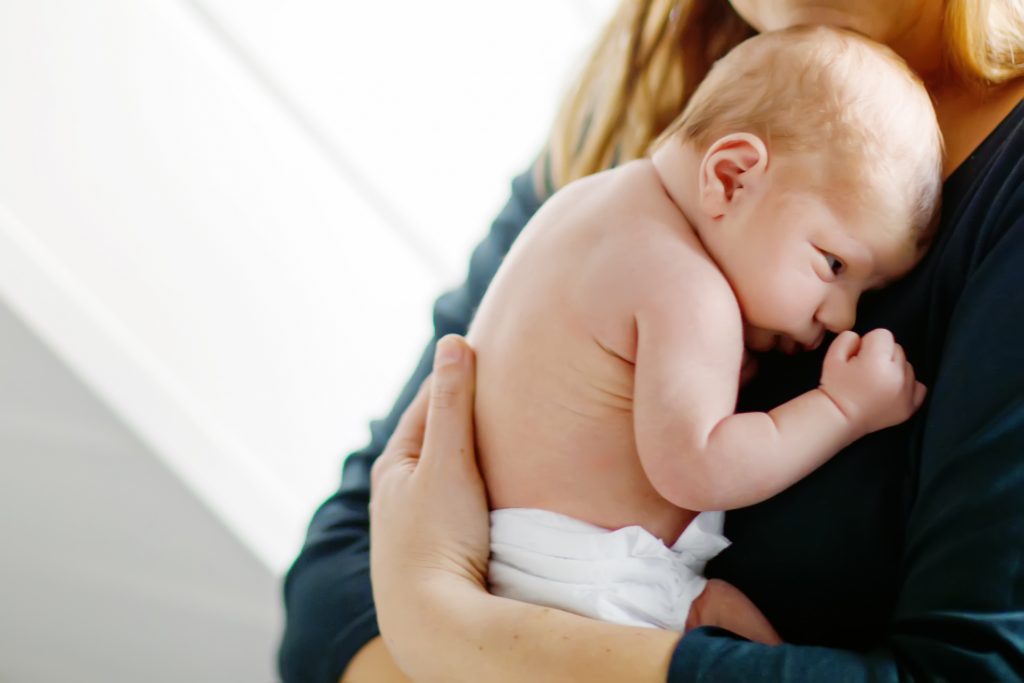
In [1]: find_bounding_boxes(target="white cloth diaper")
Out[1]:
[488,508,730,631]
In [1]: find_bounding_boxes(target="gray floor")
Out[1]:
[0,298,281,683]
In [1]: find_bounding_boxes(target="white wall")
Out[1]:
[0,0,615,574]
[0,1,614,680]
[0,299,281,683]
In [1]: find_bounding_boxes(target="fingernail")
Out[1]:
[435,336,462,367]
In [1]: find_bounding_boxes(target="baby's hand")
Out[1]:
[740,349,759,387]
[820,329,927,436]
[687,578,781,645]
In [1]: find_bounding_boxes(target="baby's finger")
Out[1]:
[860,328,895,357]
[421,335,478,476]
[901,361,918,403]
[892,343,906,365]
[825,330,861,364]
[913,381,928,409]
[740,351,759,386]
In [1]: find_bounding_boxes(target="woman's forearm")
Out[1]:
[345,594,680,683]
[369,577,682,683]
[424,580,681,683]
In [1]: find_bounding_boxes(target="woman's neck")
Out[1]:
[931,77,1024,179]
[879,1,1024,178]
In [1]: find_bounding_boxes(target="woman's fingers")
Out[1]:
[371,374,431,490]
[421,335,477,476]
[370,332,491,635]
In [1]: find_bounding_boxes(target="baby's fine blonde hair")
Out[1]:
[654,25,944,248]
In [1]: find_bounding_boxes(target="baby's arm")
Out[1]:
[631,265,925,511]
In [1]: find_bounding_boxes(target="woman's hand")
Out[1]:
[369,334,681,683]
[369,334,491,678]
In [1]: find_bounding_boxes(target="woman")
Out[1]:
[279,1,1024,681]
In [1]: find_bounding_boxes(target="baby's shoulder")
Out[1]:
[543,159,723,285]
[547,159,662,209]
[586,223,732,320]
[595,158,665,200]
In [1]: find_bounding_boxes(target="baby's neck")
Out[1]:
[649,142,717,259]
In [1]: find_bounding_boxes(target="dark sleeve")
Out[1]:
[668,214,1024,679]
[276,167,541,683]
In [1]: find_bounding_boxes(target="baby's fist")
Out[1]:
[820,329,927,435]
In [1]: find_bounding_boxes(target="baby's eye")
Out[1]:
[822,252,845,275]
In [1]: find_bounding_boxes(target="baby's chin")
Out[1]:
[744,327,781,353]
[777,335,804,355]
[745,329,818,355]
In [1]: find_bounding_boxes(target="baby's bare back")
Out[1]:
[468,160,705,544]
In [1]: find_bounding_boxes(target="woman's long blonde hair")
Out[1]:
[545,0,1024,192]
[946,0,1024,86]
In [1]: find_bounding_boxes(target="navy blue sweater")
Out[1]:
[279,100,1024,683]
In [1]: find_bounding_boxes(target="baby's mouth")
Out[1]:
[803,330,826,352]
[777,330,824,355]
[749,332,780,353]
[747,329,820,355]
[778,335,800,355]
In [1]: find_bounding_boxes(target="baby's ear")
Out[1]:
[698,133,768,218]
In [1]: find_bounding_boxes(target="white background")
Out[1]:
[0,1,614,680]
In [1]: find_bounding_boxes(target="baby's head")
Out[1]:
[651,25,943,353]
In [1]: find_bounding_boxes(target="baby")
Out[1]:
[467,26,942,642]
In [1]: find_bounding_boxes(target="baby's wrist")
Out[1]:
[815,387,864,438]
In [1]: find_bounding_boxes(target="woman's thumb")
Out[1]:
[421,334,476,468]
